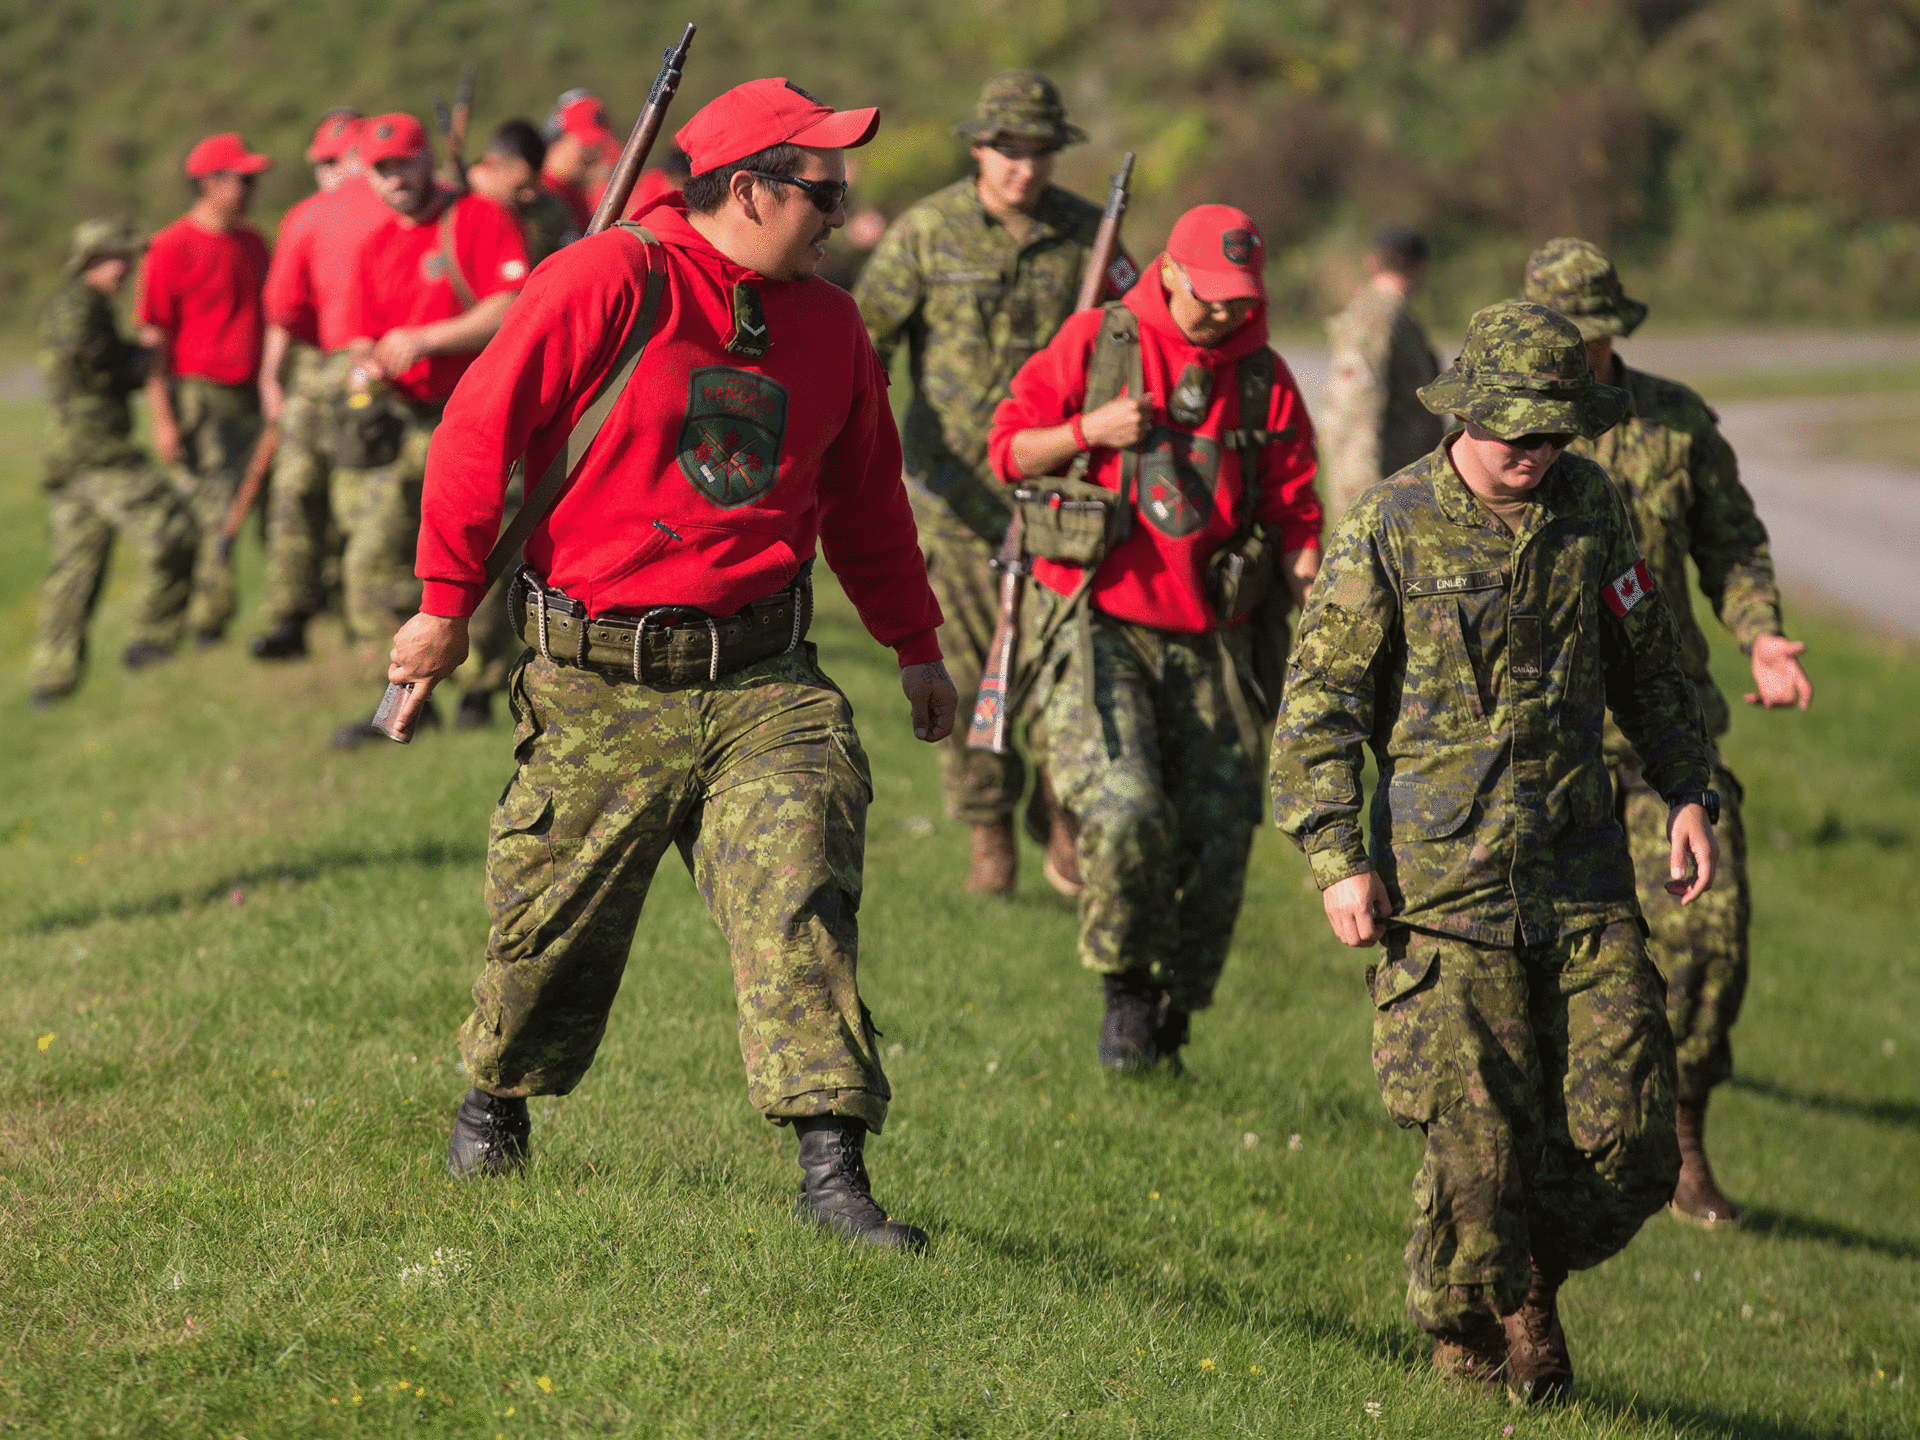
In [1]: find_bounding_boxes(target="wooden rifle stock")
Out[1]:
[215,419,280,560]
[372,22,697,744]
[967,152,1134,755]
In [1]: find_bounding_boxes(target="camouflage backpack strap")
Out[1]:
[433,202,481,312]
[482,224,666,586]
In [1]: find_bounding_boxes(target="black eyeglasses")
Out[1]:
[1505,431,1574,451]
[983,140,1060,161]
[746,171,849,213]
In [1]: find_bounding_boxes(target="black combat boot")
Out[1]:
[454,689,493,730]
[446,1087,530,1178]
[1154,998,1191,1076]
[122,640,174,671]
[1099,970,1159,1071]
[332,696,440,749]
[792,1115,929,1253]
[249,618,308,660]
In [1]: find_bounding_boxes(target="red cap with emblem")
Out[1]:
[1166,204,1266,303]
[357,113,431,167]
[676,78,879,176]
[305,112,361,165]
[184,132,274,178]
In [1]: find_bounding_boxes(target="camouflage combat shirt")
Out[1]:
[1272,440,1712,946]
[40,276,146,484]
[1573,362,1782,757]
[855,179,1121,541]
[1320,285,1445,506]
[516,189,580,269]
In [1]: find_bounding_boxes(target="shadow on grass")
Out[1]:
[1729,1073,1920,1129]
[1574,1388,1860,1440]
[1736,1206,1920,1264]
[15,839,489,936]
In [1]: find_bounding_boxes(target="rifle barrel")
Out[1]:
[1074,151,1135,312]
[588,21,697,234]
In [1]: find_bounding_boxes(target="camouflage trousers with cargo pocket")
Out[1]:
[30,464,196,696]
[331,399,440,663]
[259,347,348,629]
[170,375,262,638]
[455,644,894,1133]
[1370,920,1680,1334]
[1034,590,1263,1012]
[1616,759,1750,1103]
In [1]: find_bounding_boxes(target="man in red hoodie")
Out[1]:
[136,131,273,645]
[989,205,1322,1072]
[385,79,956,1252]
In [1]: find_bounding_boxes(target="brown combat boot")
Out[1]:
[1432,1312,1508,1394]
[1671,1095,1743,1229]
[965,816,1017,896]
[1501,1259,1573,1406]
[1023,773,1083,897]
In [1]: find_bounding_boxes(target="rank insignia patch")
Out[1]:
[677,367,789,509]
[725,282,770,358]
[1602,558,1655,617]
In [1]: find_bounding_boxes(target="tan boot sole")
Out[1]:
[1669,1199,1743,1230]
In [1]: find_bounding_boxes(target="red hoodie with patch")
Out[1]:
[415,201,943,665]
[987,260,1321,634]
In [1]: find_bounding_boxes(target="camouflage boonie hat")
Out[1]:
[1419,301,1629,440]
[955,71,1086,146]
[1520,236,1649,340]
[65,217,144,277]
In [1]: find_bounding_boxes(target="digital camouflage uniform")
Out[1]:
[854,72,1123,825]
[1320,284,1445,523]
[333,399,441,660]
[1524,238,1782,1104]
[169,373,263,637]
[31,243,195,699]
[516,189,579,268]
[259,345,349,629]
[1271,303,1713,1335]
[460,644,891,1130]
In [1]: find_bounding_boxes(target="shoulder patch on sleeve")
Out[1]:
[1602,559,1654,617]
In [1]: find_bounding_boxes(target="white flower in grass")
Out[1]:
[398,1247,474,1290]
[1364,1400,1382,1419]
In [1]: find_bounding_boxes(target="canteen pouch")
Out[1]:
[1207,527,1278,624]
[1012,476,1129,567]
[333,387,407,469]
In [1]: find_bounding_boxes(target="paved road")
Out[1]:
[1275,334,1920,641]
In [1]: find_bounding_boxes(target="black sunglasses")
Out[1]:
[1505,431,1574,451]
[746,170,849,213]
[983,140,1061,161]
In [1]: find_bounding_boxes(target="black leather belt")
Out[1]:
[508,565,812,685]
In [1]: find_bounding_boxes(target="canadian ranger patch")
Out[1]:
[1602,558,1655,617]
[677,367,788,509]
[1137,427,1221,538]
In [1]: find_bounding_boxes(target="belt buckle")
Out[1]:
[632,606,719,684]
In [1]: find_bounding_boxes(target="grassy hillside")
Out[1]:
[0,377,1915,1436]
[4,0,1920,336]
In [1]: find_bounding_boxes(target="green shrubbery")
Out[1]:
[4,0,1919,329]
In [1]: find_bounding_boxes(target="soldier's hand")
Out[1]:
[1281,546,1322,609]
[1744,633,1813,710]
[1081,393,1157,450]
[901,659,957,743]
[1665,803,1719,904]
[1323,869,1392,947]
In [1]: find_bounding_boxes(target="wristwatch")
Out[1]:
[1668,789,1722,827]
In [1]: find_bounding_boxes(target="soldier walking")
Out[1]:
[1272,302,1720,1404]
[30,221,196,705]
[329,113,529,746]
[1319,226,1445,524]
[384,79,955,1251]
[135,132,273,646]
[251,111,393,661]
[467,119,578,267]
[990,206,1321,1072]
[855,71,1137,897]
[1522,238,1815,1229]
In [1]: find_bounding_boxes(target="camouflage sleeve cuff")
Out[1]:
[1306,841,1373,891]
[895,631,943,667]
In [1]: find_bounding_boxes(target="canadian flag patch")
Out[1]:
[1602,559,1655,617]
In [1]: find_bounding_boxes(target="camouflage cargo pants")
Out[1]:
[30,464,195,695]
[1034,594,1262,1010]
[171,376,262,638]
[332,400,439,660]
[1617,760,1750,1103]
[456,644,893,1132]
[260,348,347,628]
[1370,920,1680,1333]
[915,500,1024,825]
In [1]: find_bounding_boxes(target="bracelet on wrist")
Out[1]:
[1068,413,1089,452]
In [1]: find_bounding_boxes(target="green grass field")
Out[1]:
[1,395,1915,1438]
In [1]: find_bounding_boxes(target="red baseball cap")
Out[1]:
[676,78,879,176]
[1166,204,1267,303]
[357,113,431,167]
[305,112,361,165]
[554,94,621,154]
[185,132,273,179]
